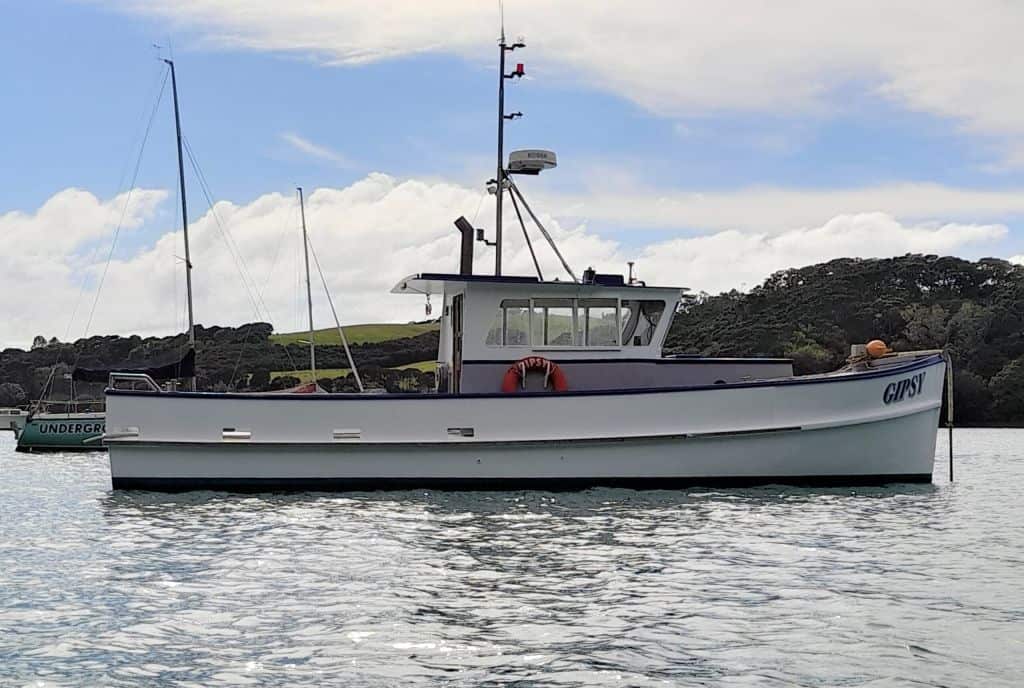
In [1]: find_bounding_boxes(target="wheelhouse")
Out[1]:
[393,272,793,394]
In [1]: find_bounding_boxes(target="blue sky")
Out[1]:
[5,3,1021,215]
[2,2,1024,343]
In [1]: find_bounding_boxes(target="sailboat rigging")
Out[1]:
[16,58,195,452]
[295,187,364,393]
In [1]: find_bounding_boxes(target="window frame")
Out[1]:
[578,297,621,348]
[485,298,531,348]
[485,296,670,350]
[620,299,667,347]
[524,297,624,350]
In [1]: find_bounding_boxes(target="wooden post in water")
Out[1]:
[944,352,954,482]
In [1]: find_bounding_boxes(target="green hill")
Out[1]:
[272,361,437,384]
[271,322,439,346]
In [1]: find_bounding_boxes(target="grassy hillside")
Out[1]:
[272,360,437,384]
[271,322,439,346]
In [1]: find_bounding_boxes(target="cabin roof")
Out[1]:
[391,272,685,295]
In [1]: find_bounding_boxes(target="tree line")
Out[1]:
[666,254,1024,425]
[3,254,1022,425]
[0,323,439,405]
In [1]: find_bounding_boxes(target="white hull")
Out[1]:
[1,410,28,434]
[105,355,945,490]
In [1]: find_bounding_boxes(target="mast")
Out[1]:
[495,31,524,276]
[297,187,317,388]
[298,188,364,392]
[164,59,196,390]
[495,34,506,276]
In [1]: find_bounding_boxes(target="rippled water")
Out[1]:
[1,430,1022,686]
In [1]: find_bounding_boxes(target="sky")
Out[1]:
[2,1,1024,348]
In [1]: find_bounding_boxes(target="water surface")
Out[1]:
[1,429,1021,686]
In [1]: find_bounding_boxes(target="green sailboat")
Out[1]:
[16,411,107,452]
[16,350,193,453]
[18,57,197,453]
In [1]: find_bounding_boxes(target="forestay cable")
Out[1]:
[306,230,364,392]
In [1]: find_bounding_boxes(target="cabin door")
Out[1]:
[451,294,464,393]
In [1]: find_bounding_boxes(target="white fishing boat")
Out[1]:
[103,32,951,491]
[0,408,29,435]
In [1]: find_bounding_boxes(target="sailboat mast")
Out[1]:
[164,59,196,390]
[297,187,317,387]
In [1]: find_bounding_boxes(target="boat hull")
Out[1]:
[0,410,28,435]
[16,413,107,453]
[105,355,946,491]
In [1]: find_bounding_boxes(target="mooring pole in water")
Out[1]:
[948,425,954,482]
[944,351,954,482]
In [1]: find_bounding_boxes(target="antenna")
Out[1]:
[473,20,576,282]
[493,25,526,276]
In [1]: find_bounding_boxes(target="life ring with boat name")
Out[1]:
[501,356,569,393]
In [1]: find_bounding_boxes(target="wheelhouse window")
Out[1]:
[532,298,579,346]
[485,297,667,348]
[580,298,618,346]
[485,299,531,346]
[621,300,665,346]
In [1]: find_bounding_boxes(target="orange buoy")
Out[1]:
[866,339,889,358]
[501,356,569,393]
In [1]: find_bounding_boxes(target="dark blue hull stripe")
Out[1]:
[111,474,934,493]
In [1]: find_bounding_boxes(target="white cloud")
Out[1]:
[280,132,353,168]
[0,187,165,256]
[103,1,1024,164]
[0,187,166,347]
[1010,255,1024,266]
[543,182,1024,232]
[631,214,1007,294]
[0,175,1012,348]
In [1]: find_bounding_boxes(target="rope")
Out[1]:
[306,227,364,392]
[507,179,578,282]
[227,189,299,388]
[81,71,169,342]
[508,188,543,280]
[181,138,267,322]
[31,66,170,414]
[469,190,487,228]
[181,138,299,377]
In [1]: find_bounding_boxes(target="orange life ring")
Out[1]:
[501,356,569,393]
